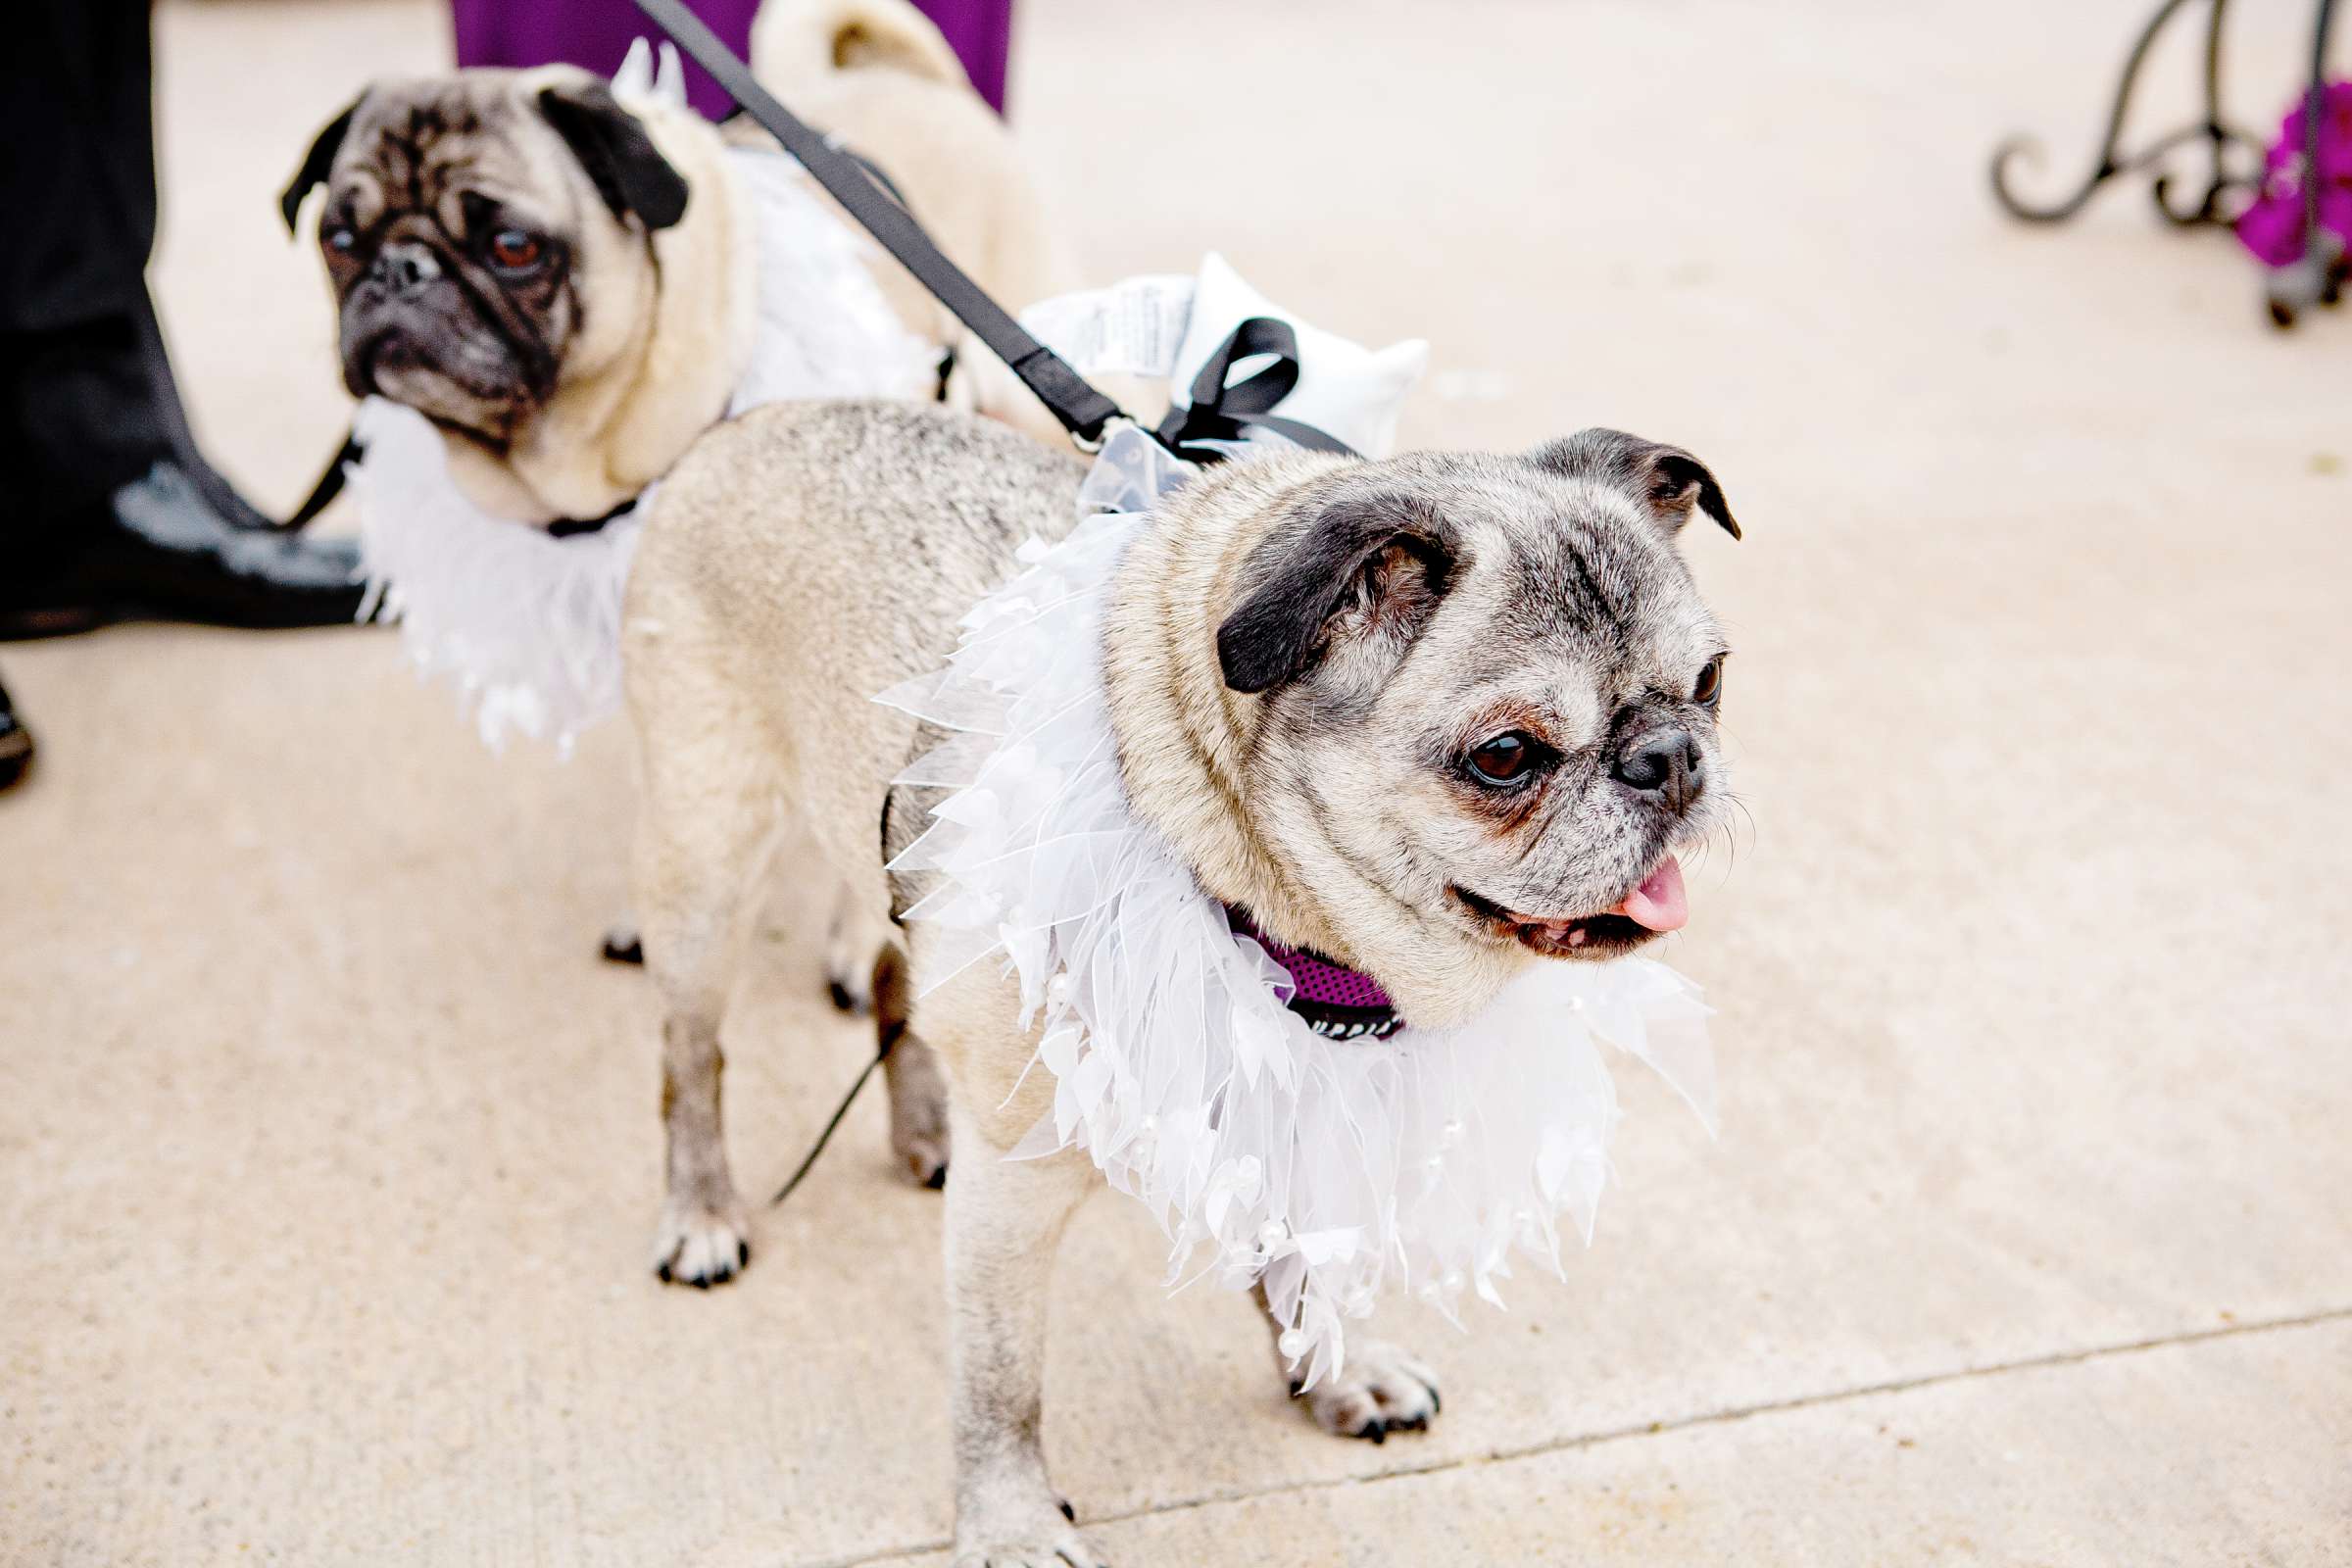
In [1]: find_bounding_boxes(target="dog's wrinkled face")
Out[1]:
[280,73,688,449]
[1218,429,1740,1024]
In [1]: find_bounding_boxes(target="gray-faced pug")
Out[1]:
[619,398,1740,1566]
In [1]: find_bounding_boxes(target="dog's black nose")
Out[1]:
[1613,731,1703,814]
[368,241,442,294]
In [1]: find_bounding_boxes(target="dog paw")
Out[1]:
[952,1519,1105,1567]
[601,920,643,965]
[954,1479,1103,1567]
[1296,1338,1440,1444]
[887,1040,952,1190]
[826,959,871,1014]
[651,1197,751,1289]
[951,1540,1104,1568]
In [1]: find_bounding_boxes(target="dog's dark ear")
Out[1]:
[279,96,362,235]
[1217,494,1460,694]
[1527,428,1740,540]
[536,83,690,231]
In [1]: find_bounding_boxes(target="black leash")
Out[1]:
[772,912,914,1207]
[769,1038,896,1206]
[630,0,1359,466]
[280,432,362,530]
[630,0,1125,449]
[274,430,640,537]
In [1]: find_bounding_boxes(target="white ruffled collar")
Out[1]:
[887,425,1717,1386]
[350,142,935,752]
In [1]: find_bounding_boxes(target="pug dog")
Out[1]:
[278,0,1082,1146]
[622,398,1739,1564]
[279,0,1079,526]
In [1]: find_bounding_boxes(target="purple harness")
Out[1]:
[1226,907,1403,1041]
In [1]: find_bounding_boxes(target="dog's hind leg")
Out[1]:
[633,701,787,1289]
[942,1097,1102,1568]
[871,939,951,1187]
[1253,1280,1443,1444]
[601,908,644,965]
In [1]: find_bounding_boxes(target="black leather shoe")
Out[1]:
[0,460,366,639]
[0,677,30,792]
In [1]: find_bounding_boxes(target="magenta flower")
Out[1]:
[2235,80,2352,269]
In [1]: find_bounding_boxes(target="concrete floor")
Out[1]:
[5,1,2350,1563]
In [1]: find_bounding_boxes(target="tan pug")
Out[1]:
[278,0,1081,1126]
[622,399,1740,1564]
[279,0,1078,523]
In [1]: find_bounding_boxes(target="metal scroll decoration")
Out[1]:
[1987,0,2344,325]
[1988,0,2264,228]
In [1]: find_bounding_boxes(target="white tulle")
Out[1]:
[350,401,640,754]
[886,426,1718,1387]
[351,139,935,753]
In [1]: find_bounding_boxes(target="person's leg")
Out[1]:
[0,2,166,550]
[0,1,365,637]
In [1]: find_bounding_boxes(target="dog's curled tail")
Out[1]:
[749,0,970,92]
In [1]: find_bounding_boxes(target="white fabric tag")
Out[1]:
[1019,274,1197,379]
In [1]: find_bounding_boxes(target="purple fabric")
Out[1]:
[447,0,1015,120]
[449,0,760,120]
[910,0,1013,115]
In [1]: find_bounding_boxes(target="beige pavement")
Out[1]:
[4,1,2349,1563]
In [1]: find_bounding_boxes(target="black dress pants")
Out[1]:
[0,2,180,564]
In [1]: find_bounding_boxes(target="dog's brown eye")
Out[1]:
[489,229,543,270]
[1692,655,1726,707]
[1467,732,1538,786]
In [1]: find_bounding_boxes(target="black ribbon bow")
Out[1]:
[1155,317,1358,463]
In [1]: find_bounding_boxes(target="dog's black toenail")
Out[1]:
[925,1164,949,1190]
[737,1241,750,1266]
[603,936,643,965]
[693,1274,711,1290]
[1057,1497,1075,1521]
[1288,1380,1303,1398]
[1429,1390,1441,1415]
[657,1261,672,1282]
[1359,1422,1386,1445]
[828,978,857,1011]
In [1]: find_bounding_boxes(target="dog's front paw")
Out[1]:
[953,1511,1104,1568]
[1296,1338,1441,1444]
[955,1480,1103,1568]
[651,1196,751,1288]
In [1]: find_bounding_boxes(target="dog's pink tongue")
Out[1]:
[1617,856,1688,932]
